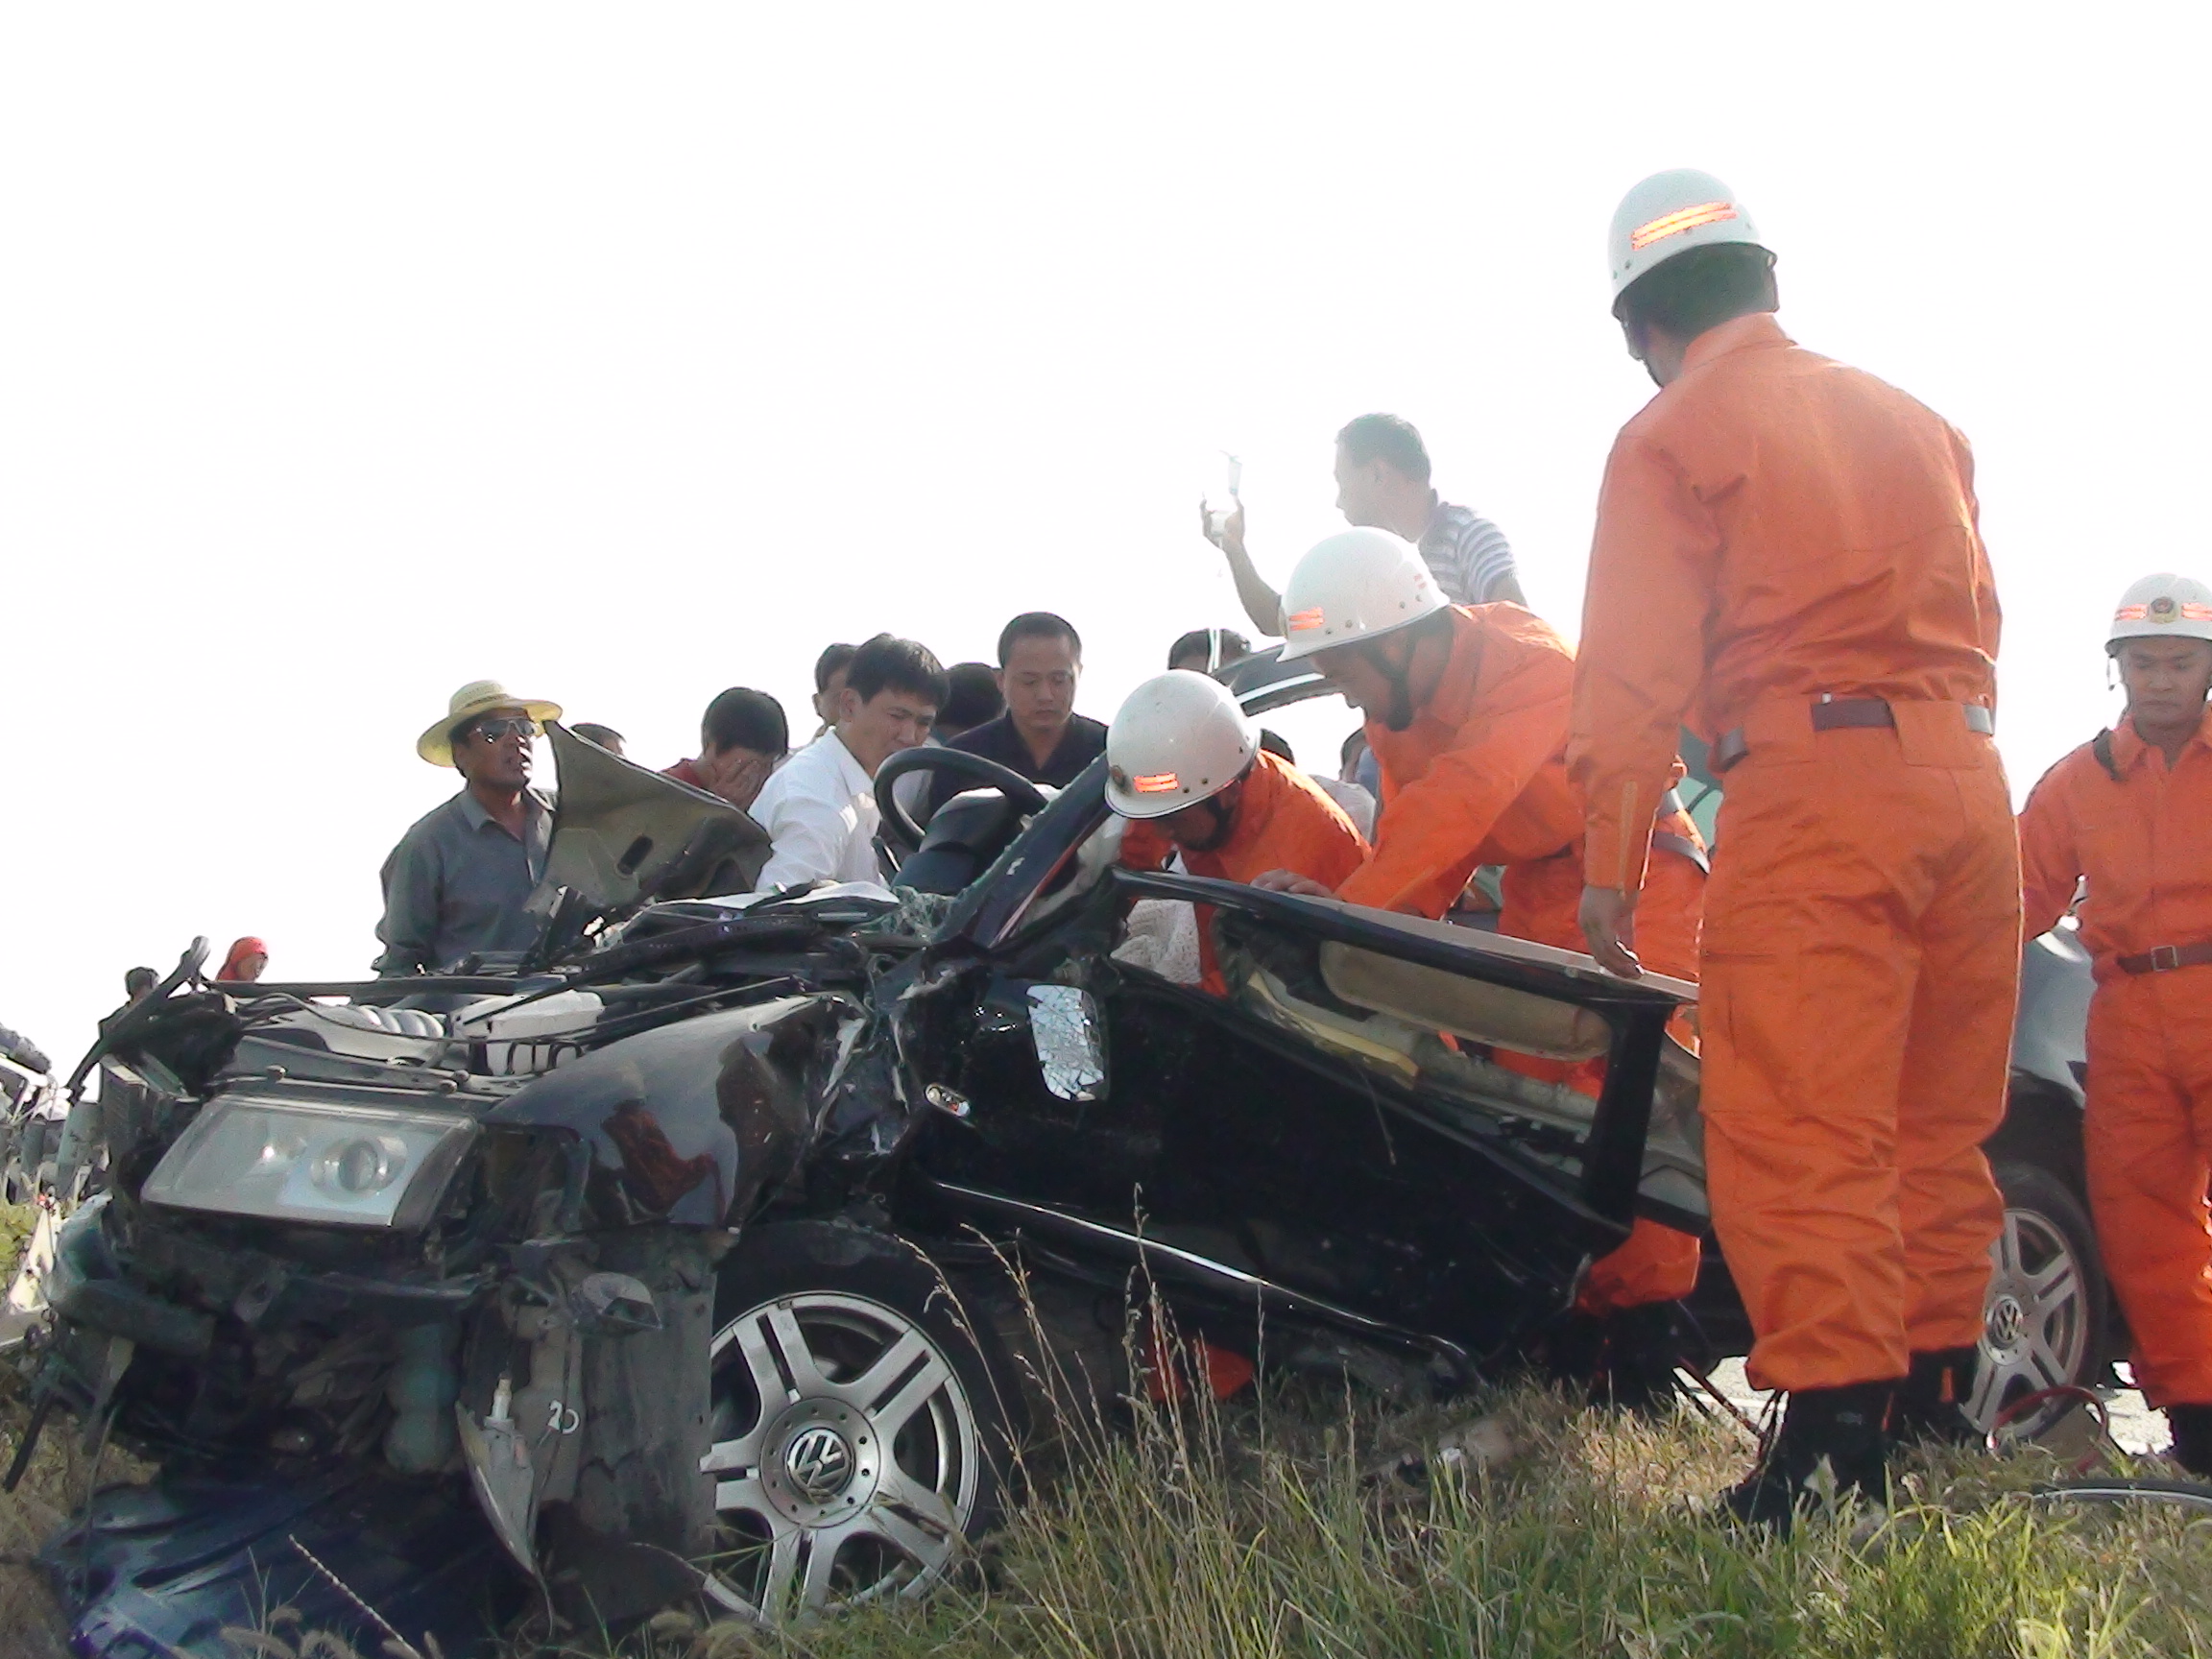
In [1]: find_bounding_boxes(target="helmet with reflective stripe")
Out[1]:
[1608,168,1768,301]
[2106,571,2212,652]
[1276,528,1447,663]
[1105,671,1260,820]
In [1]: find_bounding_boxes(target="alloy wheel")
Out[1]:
[698,1289,981,1622]
[1970,1205,2092,1438]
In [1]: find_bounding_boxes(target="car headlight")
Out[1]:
[141,1093,479,1229]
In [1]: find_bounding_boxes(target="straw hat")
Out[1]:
[417,680,564,766]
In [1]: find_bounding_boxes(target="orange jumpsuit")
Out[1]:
[1337,603,1708,1312]
[2019,710,2212,1407]
[1122,748,1367,993]
[1570,312,2019,1393]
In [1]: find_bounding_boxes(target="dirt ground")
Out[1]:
[0,1202,75,1659]
[0,1372,97,1659]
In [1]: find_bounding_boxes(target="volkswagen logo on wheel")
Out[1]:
[782,1424,854,1503]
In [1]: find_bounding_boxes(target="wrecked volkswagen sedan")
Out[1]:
[21,724,1708,1641]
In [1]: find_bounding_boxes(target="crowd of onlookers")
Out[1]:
[12,400,1508,1036]
[371,412,1516,979]
[0,411,1534,1012]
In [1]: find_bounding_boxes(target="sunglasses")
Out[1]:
[469,717,541,745]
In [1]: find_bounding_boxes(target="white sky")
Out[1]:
[3,5,2203,1070]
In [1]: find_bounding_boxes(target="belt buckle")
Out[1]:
[2151,945,2181,973]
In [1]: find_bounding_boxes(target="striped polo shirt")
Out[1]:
[1419,500,1520,604]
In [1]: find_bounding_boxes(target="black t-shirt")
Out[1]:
[923,712,1108,818]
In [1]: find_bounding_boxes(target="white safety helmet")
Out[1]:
[2106,572,2212,653]
[1276,528,1448,663]
[1608,168,1768,301]
[1105,671,1260,820]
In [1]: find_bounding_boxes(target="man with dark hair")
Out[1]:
[1203,415,1525,639]
[890,661,1002,822]
[937,662,1006,742]
[810,642,857,737]
[1571,170,2016,1523]
[667,687,790,811]
[62,968,160,1189]
[570,722,625,757]
[993,611,1081,671]
[1610,244,1781,354]
[1167,628,1252,676]
[750,635,945,890]
[377,680,562,974]
[926,612,1106,816]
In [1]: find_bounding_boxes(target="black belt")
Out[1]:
[2117,941,2212,975]
[1522,790,1708,876]
[1711,698,1994,774]
[1650,788,1709,875]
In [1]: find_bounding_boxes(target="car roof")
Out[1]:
[1220,643,1334,718]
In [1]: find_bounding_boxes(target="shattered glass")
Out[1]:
[1026,985,1108,1101]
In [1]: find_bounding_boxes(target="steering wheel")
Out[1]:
[874,746,1050,853]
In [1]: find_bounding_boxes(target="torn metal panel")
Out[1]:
[488,996,858,1227]
[538,721,773,915]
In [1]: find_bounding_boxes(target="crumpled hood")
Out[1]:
[539,722,773,915]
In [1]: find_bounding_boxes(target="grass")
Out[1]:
[1,1201,84,1659]
[0,1201,35,1283]
[4,1221,2208,1659]
[621,1377,2212,1659]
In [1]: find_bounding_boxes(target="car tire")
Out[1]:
[1971,1160,2108,1440]
[696,1220,1021,1623]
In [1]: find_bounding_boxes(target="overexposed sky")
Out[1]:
[4,5,2203,1069]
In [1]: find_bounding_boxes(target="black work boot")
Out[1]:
[2166,1404,2212,1476]
[1591,1303,1708,1413]
[1892,1346,1984,1446]
[1720,1380,1898,1532]
[1544,1303,1703,1414]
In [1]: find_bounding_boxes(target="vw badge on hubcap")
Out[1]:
[1986,1293,2027,1357]
[783,1424,854,1503]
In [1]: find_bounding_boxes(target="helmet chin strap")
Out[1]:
[1175,768,1254,854]
[1361,636,1418,732]
[1179,796,1236,854]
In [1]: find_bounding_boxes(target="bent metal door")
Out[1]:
[910,957,1599,1353]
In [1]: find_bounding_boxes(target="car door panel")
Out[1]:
[907,965,1611,1358]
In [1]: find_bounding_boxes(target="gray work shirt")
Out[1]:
[374,788,552,974]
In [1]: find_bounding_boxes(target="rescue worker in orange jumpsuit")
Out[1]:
[1569,170,2019,1523]
[1250,528,1709,1355]
[1107,670,1366,994]
[2017,573,2212,1475]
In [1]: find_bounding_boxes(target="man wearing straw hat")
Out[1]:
[375,679,562,976]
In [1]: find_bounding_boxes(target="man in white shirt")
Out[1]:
[749,633,947,891]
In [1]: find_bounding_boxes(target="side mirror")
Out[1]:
[1027,985,1108,1102]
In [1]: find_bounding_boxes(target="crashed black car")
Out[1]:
[15,717,2094,1639]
